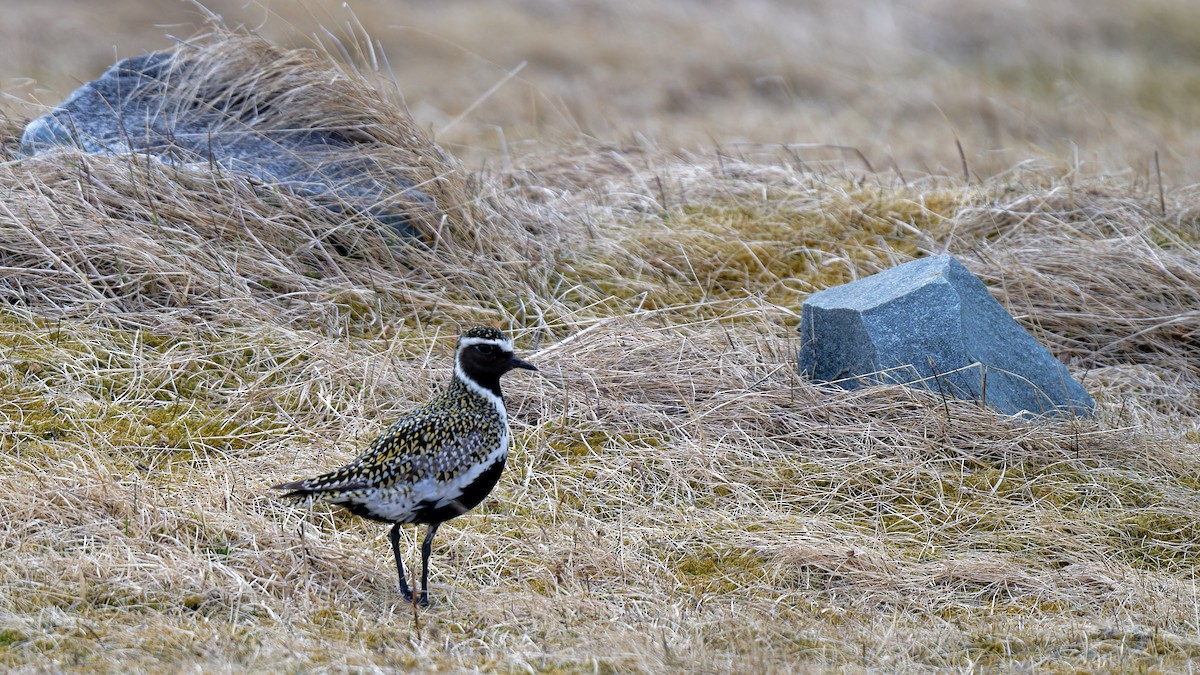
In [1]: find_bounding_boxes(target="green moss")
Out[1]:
[1114,509,1200,572]
[203,542,233,557]
[1148,218,1200,248]
[552,188,964,313]
[0,630,26,648]
[0,310,304,494]
[962,633,1063,667]
[181,594,207,611]
[674,548,770,593]
[543,430,665,459]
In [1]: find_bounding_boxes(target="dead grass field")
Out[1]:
[0,1,1199,673]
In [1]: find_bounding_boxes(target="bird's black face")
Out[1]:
[456,332,537,392]
[459,341,534,376]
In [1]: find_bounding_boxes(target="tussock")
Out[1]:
[948,186,1200,421]
[0,33,552,334]
[0,25,1197,674]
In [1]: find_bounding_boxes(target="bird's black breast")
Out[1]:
[411,456,507,525]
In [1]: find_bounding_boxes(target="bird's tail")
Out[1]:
[270,479,317,499]
[271,468,373,499]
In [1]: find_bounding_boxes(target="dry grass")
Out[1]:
[6,0,1200,178]
[0,5,1198,674]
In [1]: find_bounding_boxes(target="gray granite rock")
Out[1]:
[797,255,1093,417]
[20,52,428,238]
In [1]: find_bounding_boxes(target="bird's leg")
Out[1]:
[419,522,441,607]
[388,522,413,603]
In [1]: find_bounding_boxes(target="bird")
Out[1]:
[272,326,537,606]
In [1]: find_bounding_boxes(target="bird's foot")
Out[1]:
[397,590,432,608]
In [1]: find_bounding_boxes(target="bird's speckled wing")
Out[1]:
[281,405,500,496]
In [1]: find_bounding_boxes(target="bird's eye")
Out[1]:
[474,344,496,355]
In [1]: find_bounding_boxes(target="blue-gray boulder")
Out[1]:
[20,52,429,238]
[797,255,1094,417]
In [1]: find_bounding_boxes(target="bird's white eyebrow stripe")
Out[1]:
[459,336,514,351]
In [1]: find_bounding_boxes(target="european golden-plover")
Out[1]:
[273,326,536,606]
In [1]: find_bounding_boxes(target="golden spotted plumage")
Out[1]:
[296,376,508,515]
